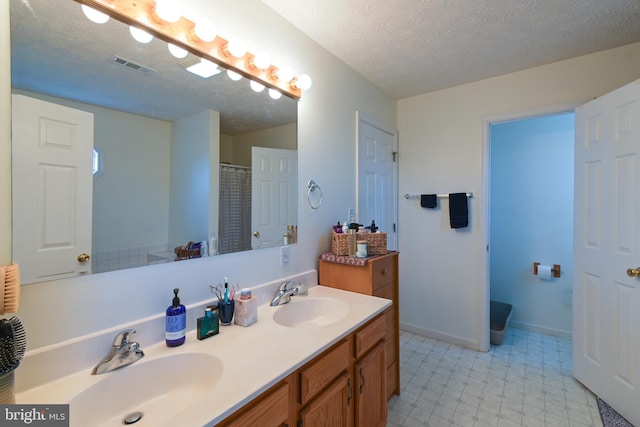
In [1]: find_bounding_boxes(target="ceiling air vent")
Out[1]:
[112,56,156,76]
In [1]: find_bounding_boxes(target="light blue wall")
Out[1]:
[489,112,574,337]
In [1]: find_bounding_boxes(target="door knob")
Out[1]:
[253,231,260,237]
[77,253,91,263]
[626,267,640,278]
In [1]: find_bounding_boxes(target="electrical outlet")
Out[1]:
[280,245,290,266]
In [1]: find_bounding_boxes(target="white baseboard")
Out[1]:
[399,321,481,351]
[399,319,573,352]
[509,320,572,340]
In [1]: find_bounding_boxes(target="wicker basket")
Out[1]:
[331,231,387,256]
[174,242,201,260]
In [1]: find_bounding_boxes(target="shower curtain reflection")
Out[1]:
[218,164,252,254]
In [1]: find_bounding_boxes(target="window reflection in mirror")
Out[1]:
[10,0,297,283]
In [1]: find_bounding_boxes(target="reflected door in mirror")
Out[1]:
[12,95,94,284]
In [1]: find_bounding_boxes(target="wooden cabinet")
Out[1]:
[354,342,386,427]
[298,314,386,427]
[219,314,387,427]
[299,340,350,406]
[319,251,400,399]
[299,372,350,427]
[219,379,291,427]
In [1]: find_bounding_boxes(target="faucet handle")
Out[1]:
[113,329,136,347]
[278,281,292,292]
[294,283,308,296]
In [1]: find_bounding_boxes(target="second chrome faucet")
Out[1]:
[270,281,308,306]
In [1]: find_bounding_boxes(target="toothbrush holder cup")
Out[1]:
[219,300,235,326]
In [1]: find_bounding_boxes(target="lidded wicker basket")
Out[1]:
[331,231,387,256]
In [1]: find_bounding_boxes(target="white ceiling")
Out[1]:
[263,0,640,99]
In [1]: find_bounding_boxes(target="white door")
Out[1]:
[12,94,94,284]
[573,80,640,425]
[357,112,398,250]
[251,147,297,249]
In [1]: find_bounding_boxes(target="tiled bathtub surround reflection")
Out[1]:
[388,329,600,426]
[92,244,174,273]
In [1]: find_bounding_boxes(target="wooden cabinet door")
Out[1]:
[299,373,350,427]
[354,343,386,427]
[221,381,290,427]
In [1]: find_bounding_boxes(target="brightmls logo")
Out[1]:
[1,405,68,426]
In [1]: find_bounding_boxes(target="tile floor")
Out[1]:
[387,328,602,426]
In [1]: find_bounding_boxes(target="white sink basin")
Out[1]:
[69,352,223,427]
[273,298,349,328]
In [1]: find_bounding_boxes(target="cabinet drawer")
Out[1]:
[300,340,349,405]
[371,256,395,290]
[223,380,289,427]
[355,315,385,359]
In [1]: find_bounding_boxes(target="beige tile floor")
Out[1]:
[387,328,602,426]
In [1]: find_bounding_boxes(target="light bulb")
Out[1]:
[227,70,242,81]
[168,43,188,58]
[226,37,247,58]
[129,26,154,44]
[250,80,265,93]
[276,65,294,83]
[252,51,271,70]
[154,0,182,23]
[194,19,216,42]
[82,5,110,24]
[293,74,312,90]
[268,89,282,100]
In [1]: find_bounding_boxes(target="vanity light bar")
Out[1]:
[73,0,303,100]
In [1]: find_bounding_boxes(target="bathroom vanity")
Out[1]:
[219,314,387,427]
[15,283,390,427]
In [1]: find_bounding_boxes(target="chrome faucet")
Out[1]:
[92,329,145,375]
[270,281,308,306]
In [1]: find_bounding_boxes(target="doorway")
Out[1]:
[356,111,398,249]
[488,112,575,339]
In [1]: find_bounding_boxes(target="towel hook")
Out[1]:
[307,180,323,209]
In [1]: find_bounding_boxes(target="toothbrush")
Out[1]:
[224,277,229,304]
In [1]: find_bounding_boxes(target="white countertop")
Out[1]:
[17,285,391,427]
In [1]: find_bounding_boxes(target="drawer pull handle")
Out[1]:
[380,269,386,275]
[359,367,365,393]
[347,377,352,406]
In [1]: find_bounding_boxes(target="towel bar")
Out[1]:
[404,192,473,199]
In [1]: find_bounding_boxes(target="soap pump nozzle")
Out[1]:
[172,288,181,306]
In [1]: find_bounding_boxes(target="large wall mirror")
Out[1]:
[10,0,298,284]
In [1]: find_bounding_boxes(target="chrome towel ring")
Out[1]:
[307,180,323,209]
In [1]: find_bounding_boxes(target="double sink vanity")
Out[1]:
[16,283,392,426]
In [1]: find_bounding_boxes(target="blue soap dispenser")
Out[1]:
[166,288,186,347]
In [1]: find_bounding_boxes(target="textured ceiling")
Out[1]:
[262,0,640,99]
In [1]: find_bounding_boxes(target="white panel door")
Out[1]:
[574,80,640,425]
[251,147,297,249]
[12,94,94,284]
[357,113,398,250]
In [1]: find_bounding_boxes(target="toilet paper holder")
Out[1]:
[533,262,561,278]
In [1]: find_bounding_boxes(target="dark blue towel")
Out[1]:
[449,193,468,228]
[420,194,437,208]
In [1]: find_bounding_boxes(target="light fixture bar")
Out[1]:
[72,0,302,99]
